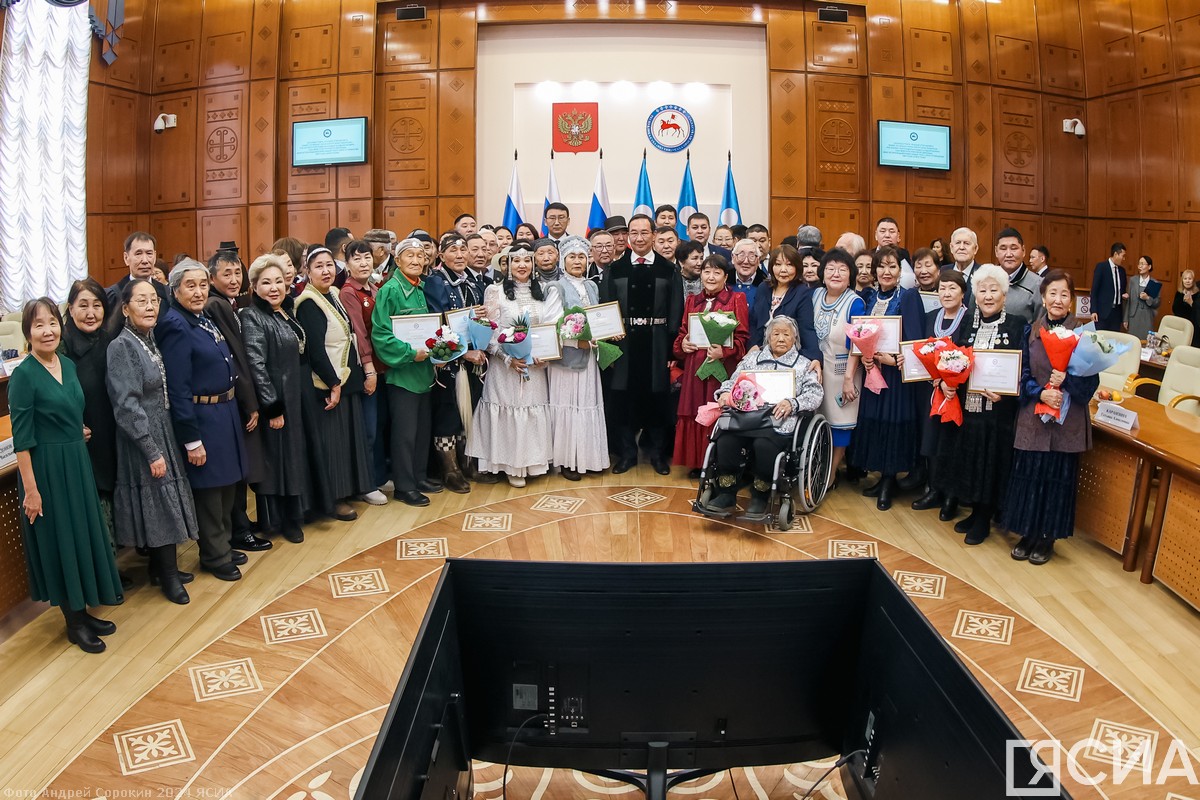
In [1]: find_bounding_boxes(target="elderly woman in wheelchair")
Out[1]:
[702,316,826,520]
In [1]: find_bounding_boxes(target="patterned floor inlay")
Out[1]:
[38,487,1194,799]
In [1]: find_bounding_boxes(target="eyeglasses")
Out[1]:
[128,297,160,307]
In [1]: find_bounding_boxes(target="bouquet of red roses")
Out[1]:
[930,346,974,426]
[1034,327,1080,421]
[425,326,465,365]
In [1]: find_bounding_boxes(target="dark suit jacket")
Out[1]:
[599,250,684,393]
[703,243,733,262]
[1090,259,1128,328]
[748,282,820,363]
[106,274,169,312]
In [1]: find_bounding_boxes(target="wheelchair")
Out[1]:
[692,410,833,531]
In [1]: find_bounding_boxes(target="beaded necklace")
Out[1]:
[934,306,966,338]
[815,289,849,342]
[125,324,170,410]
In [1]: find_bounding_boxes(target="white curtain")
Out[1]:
[0,0,90,312]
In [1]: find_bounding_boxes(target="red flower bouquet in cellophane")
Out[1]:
[931,346,974,426]
[1033,327,1080,420]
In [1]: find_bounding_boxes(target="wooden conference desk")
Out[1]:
[1076,395,1200,609]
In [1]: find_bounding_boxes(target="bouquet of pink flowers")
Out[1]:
[846,321,887,394]
[425,326,465,365]
[931,347,974,426]
[556,305,623,370]
[695,374,766,427]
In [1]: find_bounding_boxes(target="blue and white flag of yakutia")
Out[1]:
[675,154,698,239]
[632,151,654,219]
[587,152,611,235]
[541,153,561,235]
[719,152,742,227]
[502,153,525,232]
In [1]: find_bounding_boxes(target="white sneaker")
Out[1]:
[359,490,388,506]
[377,481,395,493]
[506,474,527,488]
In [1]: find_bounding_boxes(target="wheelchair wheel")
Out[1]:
[796,414,833,514]
[777,495,793,531]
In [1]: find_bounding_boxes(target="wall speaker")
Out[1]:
[817,6,849,23]
[396,5,428,21]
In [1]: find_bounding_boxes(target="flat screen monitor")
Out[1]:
[877,120,951,170]
[292,117,368,167]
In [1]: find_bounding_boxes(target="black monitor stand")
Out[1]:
[588,743,717,800]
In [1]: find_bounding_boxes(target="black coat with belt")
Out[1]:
[206,288,264,483]
[599,250,684,393]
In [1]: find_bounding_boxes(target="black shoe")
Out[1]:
[862,477,883,497]
[876,476,895,511]
[282,523,305,544]
[63,610,105,654]
[612,457,636,474]
[964,527,990,545]
[204,562,242,581]
[1029,539,1055,565]
[651,458,671,476]
[474,471,501,484]
[229,550,248,566]
[938,497,959,521]
[954,512,978,534]
[742,490,769,519]
[561,468,582,481]
[687,468,702,480]
[1010,537,1033,561]
[230,531,272,552]
[148,567,194,586]
[897,465,926,492]
[397,490,430,507]
[82,611,117,637]
[911,489,944,511]
[119,571,134,591]
[704,492,736,515]
[416,479,444,494]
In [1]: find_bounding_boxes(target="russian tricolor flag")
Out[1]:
[502,152,525,232]
[587,151,611,235]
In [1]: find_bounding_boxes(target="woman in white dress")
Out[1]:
[544,236,610,479]
[811,247,865,489]
[467,241,557,487]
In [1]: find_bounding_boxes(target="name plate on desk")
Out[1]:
[1094,401,1139,432]
[0,438,14,469]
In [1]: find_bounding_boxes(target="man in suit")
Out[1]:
[605,215,629,260]
[1091,243,1129,331]
[747,223,771,275]
[107,231,170,308]
[600,214,684,476]
[653,225,679,264]
[1029,245,1050,277]
[994,227,1043,323]
[730,239,765,309]
[586,229,616,283]
[874,216,915,289]
[363,228,397,288]
[543,202,570,244]
[654,204,677,231]
[685,212,732,261]
[453,213,477,237]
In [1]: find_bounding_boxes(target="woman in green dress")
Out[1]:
[11,298,123,654]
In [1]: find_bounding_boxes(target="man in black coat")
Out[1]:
[1091,242,1129,331]
[106,231,169,309]
[599,214,685,475]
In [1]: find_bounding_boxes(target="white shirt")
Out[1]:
[631,250,656,265]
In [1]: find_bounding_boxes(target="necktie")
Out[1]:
[1112,264,1120,309]
[637,257,646,265]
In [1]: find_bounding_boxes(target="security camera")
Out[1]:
[1062,118,1085,139]
[153,113,177,135]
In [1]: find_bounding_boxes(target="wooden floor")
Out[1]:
[1,468,1198,799]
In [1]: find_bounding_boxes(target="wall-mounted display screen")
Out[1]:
[877,120,951,171]
[292,117,368,167]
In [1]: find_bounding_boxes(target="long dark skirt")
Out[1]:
[301,386,373,515]
[932,413,1015,506]
[1002,449,1080,540]
[848,365,920,476]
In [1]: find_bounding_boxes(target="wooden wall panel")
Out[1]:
[1173,5,1200,76]
[961,0,991,83]
[988,0,1040,88]
[869,77,906,203]
[199,0,253,87]
[1043,216,1088,285]
[378,200,437,241]
[806,75,867,197]
[437,197,474,233]
[1142,223,1179,286]
[376,74,436,197]
[1139,87,1180,216]
[767,6,807,72]
[967,208,995,255]
[279,79,338,202]
[339,0,377,75]
[98,215,151,285]
[902,0,959,83]
[967,85,994,208]
[87,83,107,214]
[807,201,867,243]
[866,0,904,77]
[439,4,478,71]
[150,212,198,261]
[100,89,141,213]
[86,216,103,281]
[1179,80,1200,216]
[150,91,198,211]
[907,205,963,254]
[769,72,807,199]
[153,0,202,92]
[198,85,249,207]
[338,199,373,232]
[249,80,277,205]
[283,202,336,244]
[1085,97,1107,215]
[1090,219,1142,267]
[251,0,283,82]
[1104,93,1141,214]
[93,0,154,92]
[437,71,475,197]
[1043,98,1087,214]
[993,90,1042,210]
[1036,0,1086,96]
[249,205,275,258]
[806,5,867,75]
[280,0,338,79]
[769,199,807,243]
[993,211,1041,257]
[474,3,760,24]
[379,15,438,74]
[197,207,248,261]
[337,74,373,199]
[907,81,963,205]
